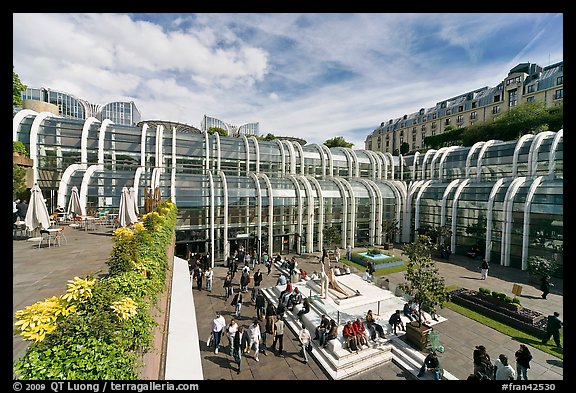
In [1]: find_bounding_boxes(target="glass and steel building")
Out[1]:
[365,61,564,155]
[13,110,563,273]
[21,87,141,126]
[201,114,259,137]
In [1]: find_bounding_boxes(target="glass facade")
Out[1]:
[14,109,563,272]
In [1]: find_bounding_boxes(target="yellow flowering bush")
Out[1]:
[110,297,138,321]
[61,276,96,303]
[14,296,76,342]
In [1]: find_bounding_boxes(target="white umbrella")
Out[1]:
[118,186,138,227]
[67,186,85,218]
[129,187,139,216]
[25,183,51,232]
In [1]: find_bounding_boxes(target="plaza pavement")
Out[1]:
[12,224,563,381]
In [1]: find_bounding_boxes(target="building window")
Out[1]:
[494,94,501,102]
[386,140,389,147]
[527,84,536,93]
[412,127,417,134]
[432,113,437,120]
[421,125,426,131]
[526,96,535,103]
[554,89,563,100]
[431,129,436,136]
[557,76,563,85]
[492,106,500,115]
[472,101,477,109]
[431,122,437,129]
[457,115,464,124]
[445,118,451,126]
[470,111,477,120]
[508,89,518,107]
[445,108,451,116]
[458,105,464,112]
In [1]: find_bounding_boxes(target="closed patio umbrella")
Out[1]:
[25,183,51,232]
[129,187,139,216]
[118,187,138,227]
[67,186,85,218]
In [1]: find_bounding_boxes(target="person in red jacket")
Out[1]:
[352,317,369,347]
[343,320,360,353]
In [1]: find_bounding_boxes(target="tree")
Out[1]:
[382,219,399,245]
[324,136,353,149]
[400,142,409,155]
[13,67,27,107]
[262,133,276,141]
[207,127,228,137]
[323,225,341,249]
[398,235,450,327]
[527,256,559,279]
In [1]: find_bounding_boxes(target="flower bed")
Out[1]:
[449,288,546,336]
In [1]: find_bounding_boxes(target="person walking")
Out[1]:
[262,312,275,356]
[211,312,226,354]
[195,267,203,291]
[204,267,213,292]
[480,259,489,280]
[223,272,233,301]
[247,319,262,362]
[13,199,20,223]
[251,268,263,303]
[494,354,516,380]
[541,311,563,348]
[346,244,352,260]
[540,275,553,299]
[515,344,532,380]
[16,199,28,221]
[232,325,245,374]
[255,289,266,321]
[231,290,243,318]
[473,345,493,379]
[272,315,285,357]
[297,320,311,364]
[225,318,239,355]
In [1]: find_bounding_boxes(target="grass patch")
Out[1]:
[444,300,563,359]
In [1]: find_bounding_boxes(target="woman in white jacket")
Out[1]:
[247,319,262,362]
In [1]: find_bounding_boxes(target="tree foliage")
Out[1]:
[323,225,342,248]
[382,219,399,243]
[324,136,353,149]
[13,67,27,107]
[207,127,228,137]
[398,235,450,326]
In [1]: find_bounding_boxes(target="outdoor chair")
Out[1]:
[38,230,57,248]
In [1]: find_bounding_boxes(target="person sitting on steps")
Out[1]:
[342,320,360,353]
[365,309,385,340]
[389,309,405,335]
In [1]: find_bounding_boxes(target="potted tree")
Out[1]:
[382,219,399,250]
[399,235,451,350]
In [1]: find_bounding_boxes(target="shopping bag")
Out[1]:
[207,333,213,347]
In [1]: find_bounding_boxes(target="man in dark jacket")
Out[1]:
[542,311,563,348]
[417,351,443,379]
[389,309,405,335]
[255,290,266,321]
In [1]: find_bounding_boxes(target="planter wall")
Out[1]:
[405,321,431,351]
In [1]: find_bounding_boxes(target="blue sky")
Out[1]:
[13,13,563,149]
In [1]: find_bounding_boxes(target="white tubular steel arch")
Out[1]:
[79,164,104,214]
[512,134,535,177]
[140,123,148,167]
[156,125,165,168]
[13,109,38,141]
[250,136,260,173]
[421,149,437,180]
[208,172,215,268]
[404,180,425,242]
[248,172,262,259]
[293,142,305,175]
[521,176,544,270]
[321,144,334,177]
[287,175,303,241]
[284,141,297,174]
[340,179,356,248]
[330,177,348,249]
[500,177,527,266]
[430,147,448,180]
[171,126,177,201]
[218,171,230,259]
[81,117,99,165]
[547,129,563,178]
[385,152,395,179]
[440,179,462,228]
[214,132,222,171]
[438,146,459,181]
[335,147,353,178]
[259,173,274,256]
[376,179,404,243]
[412,151,421,181]
[296,174,315,253]
[311,144,326,177]
[307,175,324,250]
[134,167,144,210]
[485,178,506,263]
[348,148,360,177]
[465,142,485,178]
[204,131,211,172]
[399,155,407,181]
[476,140,502,181]
[528,131,555,177]
[359,179,379,245]
[98,119,114,164]
[450,179,470,254]
[365,150,380,179]
[29,111,58,184]
[57,164,83,208]
[414,180,433,232]
[274,139,286,176]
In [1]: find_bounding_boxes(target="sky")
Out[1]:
[13,13,563,150]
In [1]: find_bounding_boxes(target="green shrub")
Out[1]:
[479,287,490,295]
[512,297,521,304]
[13,141,27,155]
